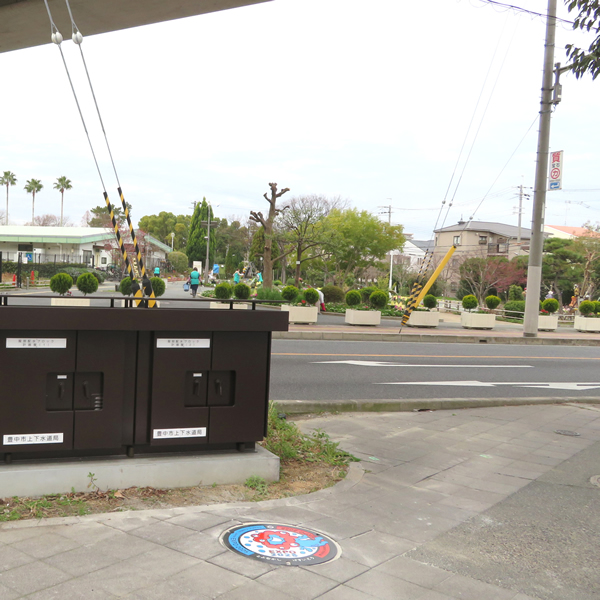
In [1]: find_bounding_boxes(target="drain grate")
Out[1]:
[554,430,581,437]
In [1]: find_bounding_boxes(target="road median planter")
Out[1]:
[406,311,439,328]
[461,312,496,330]
[282,305,318,324]
[538,315,559,331]
[574,316,600,332]
[345,309,381,326]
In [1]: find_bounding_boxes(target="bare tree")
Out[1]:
[249,182,290,288]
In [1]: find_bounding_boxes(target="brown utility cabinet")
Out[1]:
[0,306,287,461]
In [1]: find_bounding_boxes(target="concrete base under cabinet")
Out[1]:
[0,446,280,497]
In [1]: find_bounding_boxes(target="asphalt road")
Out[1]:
[270,339,600,401]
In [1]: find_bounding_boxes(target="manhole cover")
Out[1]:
[220,523,341,566]
[554,430,581,437]
[590,475,600,488]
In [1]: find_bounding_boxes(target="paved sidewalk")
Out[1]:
[1,403,599,599]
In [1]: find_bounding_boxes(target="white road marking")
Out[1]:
[314,360,532,368]
[376,381,600,391]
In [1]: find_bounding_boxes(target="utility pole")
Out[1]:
[523,0,557,338]
[514,184,531,245]
[378,202,394,291]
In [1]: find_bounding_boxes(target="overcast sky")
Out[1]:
[1,0,599,241]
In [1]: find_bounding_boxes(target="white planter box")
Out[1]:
[461,312,496,329]
[209,301,249,310]
[345,309,381,326]
[407,311,439,328]
[538,315,558,331]
[51,298,91,307]
[574,315,600,332]
[282,305,318,324]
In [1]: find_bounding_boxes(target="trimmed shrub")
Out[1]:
[321,285,344,303]
[503,300,525,318]
[50,273,73,296]
[281,285,299,303]
[150,277,166,297]
[303,288,319,306]
[215,282,232,299]
[168,251,188,273]
[485,295,501,310]
[593,301,600,315]
[233,282,251,300]
[579,300,595,316]
[508,285,524,302]
[542,298,559,314]
[345,290,361,307]
[369,290,388,310]
[273,280,282,286]
[423,294,437,310]
[462,295,478,311]
[76,272,99,296]
[120,278,133,296]
[360,286,377,303]
[256,287,283,302]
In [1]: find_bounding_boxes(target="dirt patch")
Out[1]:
[0,460,348,522]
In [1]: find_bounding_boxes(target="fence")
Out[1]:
[437,299,575,322]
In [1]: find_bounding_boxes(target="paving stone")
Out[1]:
[216,579,292,599]
[208,546,279,578]
[299,514,373,540]
[128,520,197,545]
[0,560,71,595]
[94,514,163,532]
[10,531,81,559]
[298,556,369,583]
[79,545,200,597]
[123,578,212,600]
[0,526,54,545]
[0,544,36,572]
[375,556,453,588]
[317,585,379,599]
[164,511,232,532]
[347,569,429,599]
[0,582,19,600]
[339,529,416,568]
[256,566,338,600]
[166,530,228,561]
[24,579,120,600]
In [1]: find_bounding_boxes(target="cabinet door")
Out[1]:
[73,330,136,450]
[0,331,76,453]
[209,332,269,444]
[150,333,211,446]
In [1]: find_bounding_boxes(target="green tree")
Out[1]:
[571,222,600,298]
[249,182,291,288]
[565,0,600,79]
[279,195,341,287]
[138,211,191,250]
[53,176,72,227]
[24,179,43,225]
[0,171,17,226]
[186,198,216,267]
[458,256,526,304]
[542,237,584,302]
[86,204,129,228]
[321,208,405,286]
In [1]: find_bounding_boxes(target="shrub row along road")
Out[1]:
[270,339,600,402]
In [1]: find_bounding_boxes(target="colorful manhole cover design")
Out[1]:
[220,523,341,566]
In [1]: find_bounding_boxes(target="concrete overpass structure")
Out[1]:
[0,0,272,53]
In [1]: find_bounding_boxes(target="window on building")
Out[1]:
[101,257,107,265]
[18,243,33,252]
[453,235,461,245]
[479,235,487,245]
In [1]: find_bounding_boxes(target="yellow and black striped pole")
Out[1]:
[117,186,157,308]
[400,246,457,330]
[103,192,141,300]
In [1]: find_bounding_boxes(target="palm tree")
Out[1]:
[53,176,72,227]
[24,179,43,225]
[0,171,17,226]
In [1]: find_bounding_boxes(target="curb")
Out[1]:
[272,397,600,415]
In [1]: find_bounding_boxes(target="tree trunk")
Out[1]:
[60,191,64,227]
[31,192,35,225]
[294,243,303,287]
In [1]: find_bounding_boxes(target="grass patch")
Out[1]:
[262,402,358,467]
